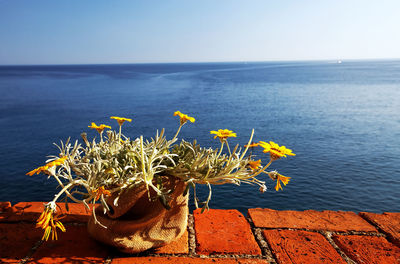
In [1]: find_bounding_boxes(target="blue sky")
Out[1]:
[1,0,399,64]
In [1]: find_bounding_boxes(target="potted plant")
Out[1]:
[27,111,295,253]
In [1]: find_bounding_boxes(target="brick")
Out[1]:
[152,229,189,254]
[6,202,45,222]
[360,212,400,247]
[0,201,11,212]
[248,208,376,232]
[59,202,95,222]
[194,209,261,255]
[0,202,12,222]
[263,230,346,264]
[0,223,42,264]
[111,257,269,264]
[26,225,108,264]
[5,202,93,223]
[333,234,400,264]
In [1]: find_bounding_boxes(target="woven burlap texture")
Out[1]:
[87,177,188,253]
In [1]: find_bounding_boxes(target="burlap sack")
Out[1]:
[87,177,188,253]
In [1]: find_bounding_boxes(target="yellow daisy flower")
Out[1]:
[88,122,111,134]
[248,160,262,170]
[45,156,68,168]
[258,141,295,160]
[26,166,46,176]
[210,129,237,141]
[110,116,132,126]
[174,111,195,125]
[26,156,68,176]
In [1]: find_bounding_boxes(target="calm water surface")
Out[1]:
[0,60,399,213]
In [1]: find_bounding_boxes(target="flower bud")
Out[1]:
[81,132,89,146]
[268,170,278,180]
[259,185,267,193]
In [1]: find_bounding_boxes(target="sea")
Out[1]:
[0,60,399,214]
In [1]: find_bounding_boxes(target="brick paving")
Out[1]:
[248,208,376,232]
[360,212,400,248]
[194,209,261,255]
[0,202,399,263]
[263,230,347,264]
[332,234,400,264]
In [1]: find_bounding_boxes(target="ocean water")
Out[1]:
[0,60,399,214]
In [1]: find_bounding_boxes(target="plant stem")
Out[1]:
[252,158,273,178]
[172,124,183,142]
[216,141,224,158]
[51,181,76,204]
[140,136,149,190]
[226,140,232,156]
[240,129,254,160]
[52,175,83,204]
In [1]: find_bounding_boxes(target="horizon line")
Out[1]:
[0,57,399,67]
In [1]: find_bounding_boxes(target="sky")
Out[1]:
[0,0,400,65]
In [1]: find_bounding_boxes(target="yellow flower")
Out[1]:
[45,156,68,168]
[26,166,46,176]
[36,206,66,241]
[248,160,262,170]
[26,156,68,176]
[258,141,295,160]
[244,143,259,148]
[210,129,237,141]
[92,186,111,201]
[110,116,132,126]
[268,171,291,191]
[88,122,111,133]
[174,111,195,125]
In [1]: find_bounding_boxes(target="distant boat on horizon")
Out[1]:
[337,60,342,64]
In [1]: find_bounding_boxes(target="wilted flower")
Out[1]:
[92,186,111,201]
[248,160,262,170]
[36,203,66,241]
[268,171,291,191]
[259,184,267,193]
